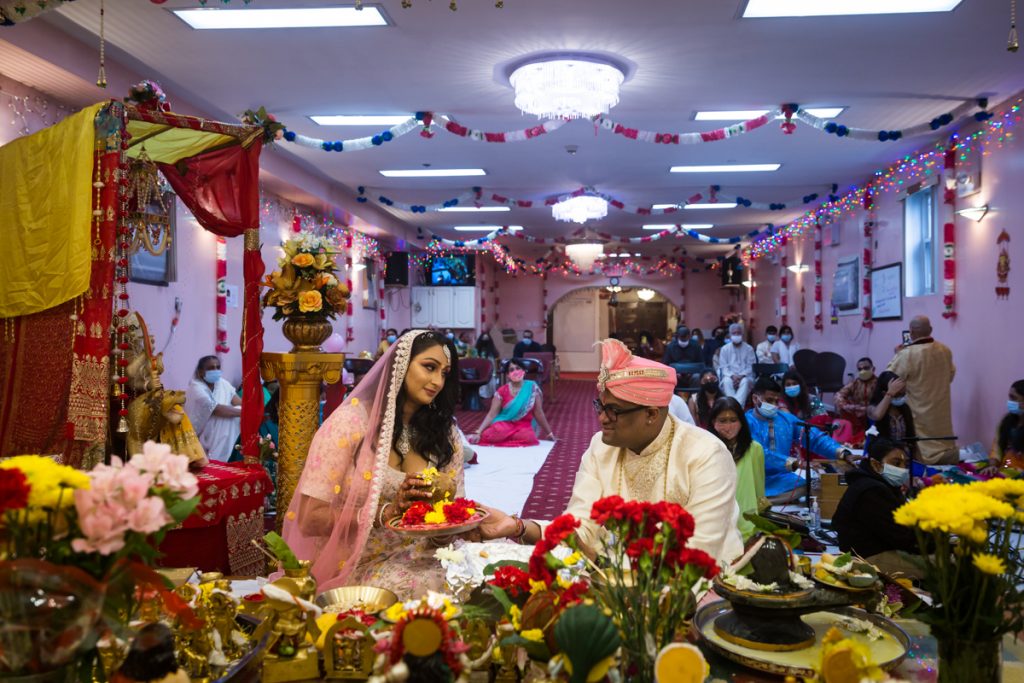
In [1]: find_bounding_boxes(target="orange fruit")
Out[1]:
[821,647,861,683]
[654,643,708,683]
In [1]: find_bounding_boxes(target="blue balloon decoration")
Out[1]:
[332,141,343,151]
[357,196,367,203]
[878,131,889,141]
[382,131,394,142]
[415,111,427,120]
[283,130,296,141]
[371,135,383,146]
[321,141,331,151]
[825,122,838,134]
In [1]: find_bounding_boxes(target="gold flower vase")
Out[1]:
[282,318,333,352]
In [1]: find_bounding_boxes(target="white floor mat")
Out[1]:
[463,440,555,516]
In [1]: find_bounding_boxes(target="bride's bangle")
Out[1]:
[378,503,394,528]
[510,515,528,543]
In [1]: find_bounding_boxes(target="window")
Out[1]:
[903,184,936,297]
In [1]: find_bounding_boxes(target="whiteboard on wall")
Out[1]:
[870,263,903,321]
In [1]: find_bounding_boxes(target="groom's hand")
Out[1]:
[477,506,518,541]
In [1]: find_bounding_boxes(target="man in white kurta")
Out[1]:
[185,357,242,462]
[718,323,756,407]
[887,315,957,464]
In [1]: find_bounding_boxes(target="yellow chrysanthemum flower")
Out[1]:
[972,553,1007,576]
[894,484,1014,536]
[528,579,548,595]
[520,628,545,643]
[967,523,989,545]
[423,510,447,525]
[509,605,522,630]
[0,455,90,510]
[384,602,408,622]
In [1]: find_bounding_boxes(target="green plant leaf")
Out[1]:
[554,603,621,683]
[501,634,551,662]
[487,584,513,614]
[166,496,201,523]
[264,531,301,570]
[482,559,529,576]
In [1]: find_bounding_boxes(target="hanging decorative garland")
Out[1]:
[941,147,958,319]
[779,247,788,326]
[678,267,687,323]
[795,98,990,142]
[215,236,230,353]
[996,230,1011,298]
[861,191,875,330]
[813,220,824,332]
[592,109,776,144]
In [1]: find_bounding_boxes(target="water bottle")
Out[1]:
[809,497,821,535]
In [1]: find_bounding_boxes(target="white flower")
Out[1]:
[434,547,465,565]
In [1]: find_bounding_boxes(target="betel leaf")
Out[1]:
[482,559,529,577]
[264,531,301,570]
[834,552,853,568]
[554,604,621,683]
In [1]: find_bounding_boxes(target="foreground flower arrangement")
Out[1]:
[893,479,1024,682]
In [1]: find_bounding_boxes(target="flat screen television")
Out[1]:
[429,255,476,286]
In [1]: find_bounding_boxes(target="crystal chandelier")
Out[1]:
[552,194,609,224]
[509,56,626,120]
[565,239,605,271]
[637,288,656,301]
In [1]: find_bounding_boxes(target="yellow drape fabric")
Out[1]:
[0,102,105,318]
[123,121,238,164]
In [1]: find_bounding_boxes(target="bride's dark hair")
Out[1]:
[393,331,461,470]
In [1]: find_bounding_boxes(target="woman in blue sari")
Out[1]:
[471,359,556,446]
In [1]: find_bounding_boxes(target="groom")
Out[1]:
[480,338,743,564]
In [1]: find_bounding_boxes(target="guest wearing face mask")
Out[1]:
[746,377,852,504]
[475,330,500,360]
[512,329,543,358]
[662,325,705,386]
[867,372,918,458]
[755,325,779,364]
[780,370,825,422]
[703,326,727,369]
[376,328,399,360]
[471,359,555,446]
[770,325,800,368]
[831,438,922,578]
[718,323,756,407]
[986,379,1024,471]
[185,355,242,462]
[834,357,878,438]
[707,397,766,540]
[689,371,724,429]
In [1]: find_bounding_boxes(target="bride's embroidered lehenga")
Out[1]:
[283,331,464,599]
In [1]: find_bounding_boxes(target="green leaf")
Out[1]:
[264,531,301,570]
[482,559,529,577]
[501,634,551,662]
[487,584,513,614]
[834,552,853,567]
[554,604,621,683]
[166,496,201,523]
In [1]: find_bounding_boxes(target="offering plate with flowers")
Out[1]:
[387,495,488,538]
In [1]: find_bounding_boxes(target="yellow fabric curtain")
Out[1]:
[0,102,105,318]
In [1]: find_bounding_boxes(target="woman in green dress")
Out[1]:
[708,397,767,540]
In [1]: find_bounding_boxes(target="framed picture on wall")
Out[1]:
[870,262,903,321]
[360,261,377,309]
[831,254,861,316]
[128,192,176,286]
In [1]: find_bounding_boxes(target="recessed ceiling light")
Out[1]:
[379,169,486,178]
[743,0,961,18]
[671,164,780,173]
[438,206,511,213]
[173,6,388,29]
[310,115,410,126]
[694,107,844,120]
[452,225,523,232]
[685,203,739,210]
[643,223,714,230]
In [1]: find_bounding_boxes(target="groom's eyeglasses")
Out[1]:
[592,399,646,422]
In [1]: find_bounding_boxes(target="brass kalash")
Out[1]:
[710,536,875,652]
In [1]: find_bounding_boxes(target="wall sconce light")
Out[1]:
[742,280,756,288]
[955,205,989,222]
[637,288,656,301]
[787,263,809,273]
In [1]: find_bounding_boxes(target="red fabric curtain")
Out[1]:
[158,144,264,459]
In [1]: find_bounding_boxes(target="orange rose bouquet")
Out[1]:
[261,233,350,321]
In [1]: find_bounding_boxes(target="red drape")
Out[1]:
[158,144,264,459]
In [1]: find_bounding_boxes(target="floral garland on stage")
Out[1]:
[215,236,229,353]
[941,148,958,319]
[780,248,789,326]
[274,99,990,153]
[813,221,824,332]
[861,191,875,329]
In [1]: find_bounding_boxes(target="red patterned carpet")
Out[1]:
[456,379,601,520]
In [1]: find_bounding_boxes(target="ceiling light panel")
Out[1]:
[670,164,780,173]
[173,6,388,29]
[379,169,486,177]
[743,0,961,18]
[310,115,410,126]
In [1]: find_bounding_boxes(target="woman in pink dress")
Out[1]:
[471,359,556,446]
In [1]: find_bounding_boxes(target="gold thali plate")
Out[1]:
[386,509,489,538]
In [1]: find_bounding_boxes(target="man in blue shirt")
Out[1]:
[746,377,853,504]
[512,329,543,358]
[662,325,705,386]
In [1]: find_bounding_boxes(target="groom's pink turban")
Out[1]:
[596,338,676,407]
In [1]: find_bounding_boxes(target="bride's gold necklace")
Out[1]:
[615,418,675,501]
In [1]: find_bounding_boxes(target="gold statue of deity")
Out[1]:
[256,578,322,683]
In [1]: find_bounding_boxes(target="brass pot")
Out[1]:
[282,317,333,352]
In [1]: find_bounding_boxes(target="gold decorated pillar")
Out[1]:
[260,351,343,532]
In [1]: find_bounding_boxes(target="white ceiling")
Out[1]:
[28,0,1024,258]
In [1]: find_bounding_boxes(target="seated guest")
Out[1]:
[771,324,800,368]
[707,397,766,541]
[375,328,398,360]
[831,438,922,578]
[987,379,1024,470]
[719,323,756,407]
[662,325,705,384]
[479,339,743,564]
[834,357,877,438]
[444,328,469,357]
[185,355,242,462]
[867,372,918,460]
[475,330,500,359]
[456,331,473,357]
[746,377,852,504]
[702,326,727,369]
[755,325,779,364]
[512,329,543,358]
[780,369,825,422]
[669,393,696,425]
[285,331,466,597]
[688,370,724,429]
[637,329,663,360]
[472,359,555,446]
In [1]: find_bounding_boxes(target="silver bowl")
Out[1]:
[315,586,398,614]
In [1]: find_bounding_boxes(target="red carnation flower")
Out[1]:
[543,514,580,547]
[590,495,625,524]
[625,538,654,561]
[400,501,432,526]
[491,565,531,598]
[677,547,719,579]
[528,552,554,585]
[0,468,30,515]
[558,580,590,607]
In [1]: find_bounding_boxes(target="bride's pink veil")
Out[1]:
[282,329,428,590]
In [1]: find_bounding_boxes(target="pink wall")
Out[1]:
[749,114,1023,447]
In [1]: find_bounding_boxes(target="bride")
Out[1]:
[283,330,467,598]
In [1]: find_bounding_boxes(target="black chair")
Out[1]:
[458,358,494,410]
[792,349,820,391]
[499,357,543,385]
[815,351,847,395]
[753,362,789,379]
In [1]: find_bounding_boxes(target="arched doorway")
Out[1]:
[548,286,678,372]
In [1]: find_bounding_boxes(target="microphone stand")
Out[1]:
[892,435,958,496]
[792,418,840,510]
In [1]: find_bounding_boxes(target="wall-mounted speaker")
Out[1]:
[384,251,409,286]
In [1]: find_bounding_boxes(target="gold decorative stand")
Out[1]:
[260,351,343,532]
